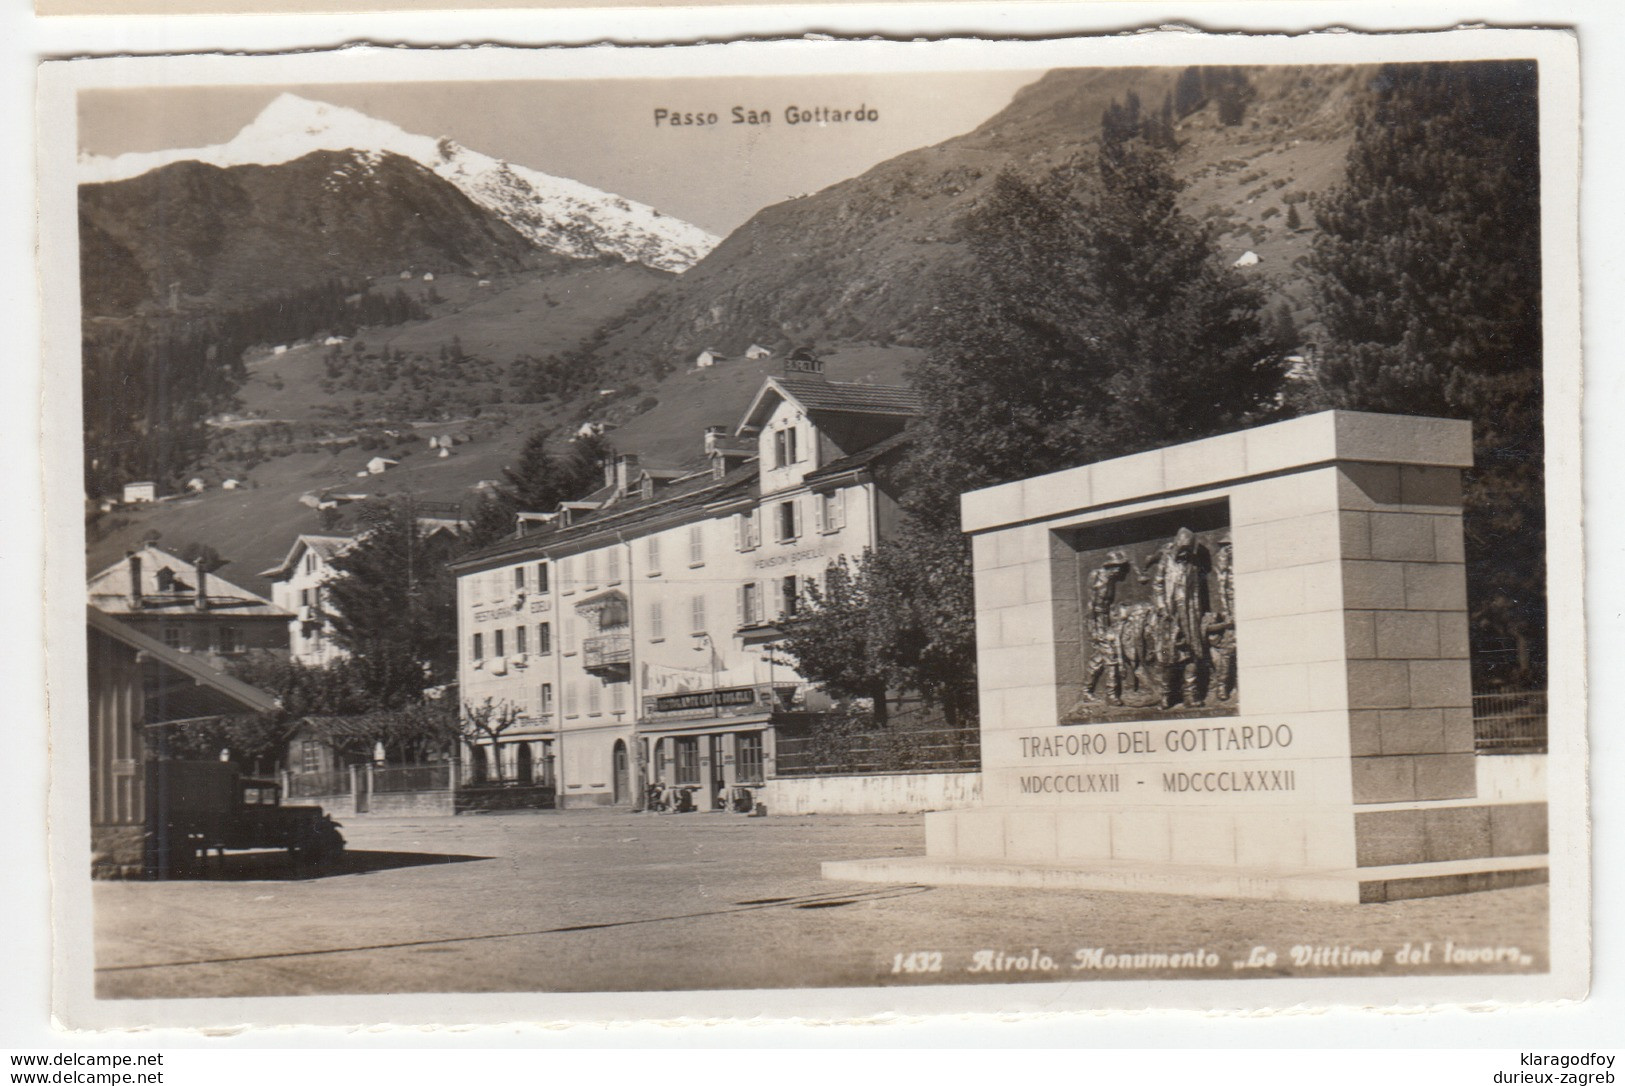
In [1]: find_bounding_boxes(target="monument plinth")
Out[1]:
[825,411,1547,902]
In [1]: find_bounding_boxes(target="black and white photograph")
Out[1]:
[37,31,1585,1026]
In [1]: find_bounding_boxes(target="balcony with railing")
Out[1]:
[581,631,632,676]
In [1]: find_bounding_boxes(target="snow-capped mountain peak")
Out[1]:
[79,93,718,273]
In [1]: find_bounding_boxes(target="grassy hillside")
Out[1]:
[87,337,919,595]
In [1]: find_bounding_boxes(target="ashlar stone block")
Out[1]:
[1086,449,1165,508]
[1345,611,1377,659]
[1412,753,1477,800]
[1369,512,1439,562]
[1374,611,1441,659]
[1346,659,1411,710]
[1244,411,1337,476]
[1399,465,1465,511]
[1338,463,1402,510]
[1407,660,1472,710]
[1351,755,1416,803]
[1378,708,1446,755]
[1332,412,1473,468]
[1164,430,1248,493]
[1342,561,1407,610]
[1423,805,1492,860]
[961,481,1026,536]
[1403,562,1469,612]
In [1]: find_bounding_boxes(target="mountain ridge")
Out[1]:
[80,93,719,273]
[581,65,1367,377]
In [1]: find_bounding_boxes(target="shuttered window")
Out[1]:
[777,500,799,542]
[738,581,763,626]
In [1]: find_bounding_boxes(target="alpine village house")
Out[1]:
[449,357,919,810]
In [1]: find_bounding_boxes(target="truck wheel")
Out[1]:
[290,815,345,868]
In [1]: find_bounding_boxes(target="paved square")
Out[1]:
[93,810,1547,998]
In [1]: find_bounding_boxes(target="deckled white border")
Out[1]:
[32,28,1587,1034]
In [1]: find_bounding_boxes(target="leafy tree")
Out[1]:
[1308,60,1544,683]
[777,556,891,720]
[150,713,285,774]
[324,495,461,699]
[175,541,227,572]
[218,652,460,765]
[462,698,520,781]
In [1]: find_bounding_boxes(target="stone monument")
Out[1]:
[826,411,1548,902]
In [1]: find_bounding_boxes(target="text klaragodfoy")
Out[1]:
[1495,1055,1616,1086]
[654,105,880,127]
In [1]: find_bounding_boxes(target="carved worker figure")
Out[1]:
[1082,550,1131,704]
[1206,535,1237,701]
[1148,527,1208,709]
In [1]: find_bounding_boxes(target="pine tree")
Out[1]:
[1309,60,1544,682]
[325,495,460,700]
[909,119,1282,528]
[1285,202,1303,231]
[799,118,1284,719]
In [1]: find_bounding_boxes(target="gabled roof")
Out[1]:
[259,534,356,581]
[88,543,288,618]
[801,429,915,487]
[737,376,923,434]
[449,462,760,574]
[88,607,281,716]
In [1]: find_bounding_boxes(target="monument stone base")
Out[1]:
[825,412,1549,903]
[825,801,1548,903]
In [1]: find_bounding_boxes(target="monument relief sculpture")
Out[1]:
[1068,523,1236,723]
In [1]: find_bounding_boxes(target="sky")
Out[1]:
[77,71,1042,237]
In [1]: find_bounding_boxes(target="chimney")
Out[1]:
[194,562,209,611]
[615,454,640,496]
[703,426,728,455]
[125,551,142,611]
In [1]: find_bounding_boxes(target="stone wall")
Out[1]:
[762,771,981,815]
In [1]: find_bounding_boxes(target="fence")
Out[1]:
[774,721,981,778]
[284,761,462,816]
[1473,690,1547,754]
[373,763,453,793]
[286,769,350,799]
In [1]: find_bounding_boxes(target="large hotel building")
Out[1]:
[448,359,918,809]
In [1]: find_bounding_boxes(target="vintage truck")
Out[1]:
[145,760,345,877]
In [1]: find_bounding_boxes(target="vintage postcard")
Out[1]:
[38,29,1585,1030]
